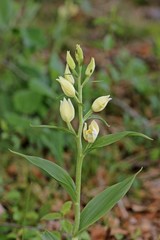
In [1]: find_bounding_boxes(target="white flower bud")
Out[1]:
[85,57,95,77]
[92,95,112,112]
[64,64,75,84]
[83,120,99,143]
[57,76,75,97]
[75,44,84,65]
[66,51,76,70]
[60,98,75,123]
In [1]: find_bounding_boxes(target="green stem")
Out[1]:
[82,76,89,88]
[67,122,76,135]
[73,66,84,237]
[83,109,93,121]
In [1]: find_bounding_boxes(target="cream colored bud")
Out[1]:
[75,44,84,65]
[85,57,95,77]
[60,98,75,123]
[83,120,99,143]
[92,95,112,112]
[66,51,76,70]
[57,76,75,97]
[64,64,75,84]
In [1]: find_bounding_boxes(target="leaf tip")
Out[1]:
[143,135,153,141]
[135,167,143,176]
[8,149,14,153]
[149,137,153,141]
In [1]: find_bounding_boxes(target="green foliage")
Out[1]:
[31,124,74,135]
[78,231,90,240]
[61,201,72,216]
[94,6,137,39]
[0,0,67,163]
[5,190,21,204]
[42,212,62,221]
[90,131,152,151]
[0,0,17,30]
[41,231,61,240]
[20,28,47,50]
[9,150,76,202]
[61,219,73,234]
[79,169,141,233]
[41,201,72,221]
[13,90,43,114]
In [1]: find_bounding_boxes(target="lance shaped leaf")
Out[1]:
[10,150,76,202]
[90,131,152,151]
[79,169,142,233]
[41,231,60,240]
[30,124,74,135]
[41,212,62,221]
[88,114,110,127]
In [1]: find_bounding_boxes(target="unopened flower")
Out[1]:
[64,64,75,84]
[75,44,83,65]
[60,98,75,123]
[57,76,75,97]
[83,120,99,143]
[92,95,112,112]
[66,51,76,70]
[85,57,95,77]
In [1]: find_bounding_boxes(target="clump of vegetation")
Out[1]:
[11,45,151,239]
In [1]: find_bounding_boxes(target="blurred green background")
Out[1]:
[0,0,160,239]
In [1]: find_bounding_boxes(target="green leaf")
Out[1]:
[30,124,74,135]
[61,201,72,216]
[41,231,60,240]
[103,34,115,50]
[29,79,53,98]
[61,219,73,234]
[90,131,152,150]
[0,0,15,29]
[79,169,142,233]
[20,28,46,49]
[79,231,91,240]
[9,150,76,202]
[41,212,62,221]
[20,1,40,26]
[13,90,43,114]
[88,115,110,127]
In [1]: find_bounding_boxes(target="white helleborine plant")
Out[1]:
[10,45,151,240]
[57,76,75,97]
[83,120,99,143]
[92,95,112,112]
[60,98,75,123]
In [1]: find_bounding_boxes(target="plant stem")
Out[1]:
[83,109,93,121]
[73,66,84,238]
